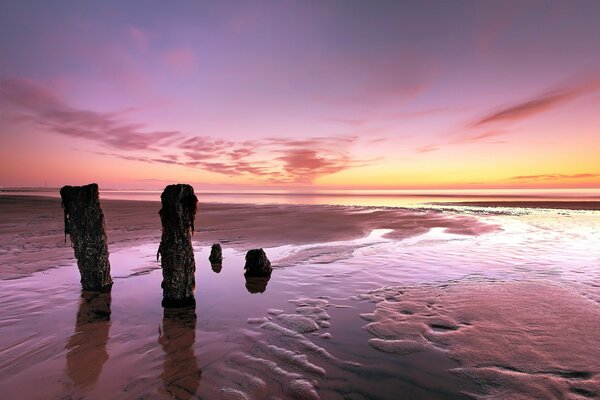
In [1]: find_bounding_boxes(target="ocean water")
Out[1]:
[1,200,600,399]
[2,187,600,207]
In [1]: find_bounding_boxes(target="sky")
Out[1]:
[1,0,599,190]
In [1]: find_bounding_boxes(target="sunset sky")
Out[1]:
[1,1,599,190]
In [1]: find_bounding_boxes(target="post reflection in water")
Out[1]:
[244,275,271,294]
[65,290,112,389]
[159,306,201,399]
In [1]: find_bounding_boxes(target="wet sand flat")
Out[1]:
[1,195,599,399]
[0,195,498,280]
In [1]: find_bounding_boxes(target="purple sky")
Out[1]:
[1,1,599,189]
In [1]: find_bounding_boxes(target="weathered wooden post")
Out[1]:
[157,184,198,307]
[244,249,271,294]
[244,248,272,277]
[209,243,223,273]
[208,243,222,264]
[60,183,113,292]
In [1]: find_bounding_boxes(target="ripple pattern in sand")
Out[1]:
[200,297,363,400]
[358,280,600,399]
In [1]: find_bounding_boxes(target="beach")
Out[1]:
[1,194,600,399]
[0,194,506,280]
[3,1,600,398]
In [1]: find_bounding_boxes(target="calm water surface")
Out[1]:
[2,188,600,207]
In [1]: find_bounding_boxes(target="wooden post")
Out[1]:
[157,184,198,307]
[244,248,272,277]
[209,243,223,273]
[60,183,113,292]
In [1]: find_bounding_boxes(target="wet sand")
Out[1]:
[0,195,498,280]
[1,195,600,399]
[358,280,600,399]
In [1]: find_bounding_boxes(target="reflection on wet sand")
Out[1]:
[159,306,201,399]
[244,275,270,294]
[65,291,111,389]
[210,263,222,273]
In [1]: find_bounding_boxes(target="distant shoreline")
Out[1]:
[433,201,600,210]
[2,190,600,210]
[2,187,600,198]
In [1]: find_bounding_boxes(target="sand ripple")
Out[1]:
[359,280,600,399]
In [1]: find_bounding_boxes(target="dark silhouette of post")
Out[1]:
[244,249,271,293]
[208,243,222,264]
[244,248,272,277]
[60,183,113,291]
[157,184,198,307]
[209,243,223,272]
[66,291,111,389]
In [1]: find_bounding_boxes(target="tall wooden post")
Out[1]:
[157,184,197,307]
[60,183,113,292]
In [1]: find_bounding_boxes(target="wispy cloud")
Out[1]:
[110,135,365,183]
[416,144,440,154]
[314,54,428,106]
[391,107,457,119]
[508,173,600,182]
[1,77,367,183]
[450,130,506,144]
[415,131,507,154]
[128,26,149,52]
[0,77,180,151]
[162,48,198,74]
[269,136,363,183]
[415,74,600,154]
[473,76,600,127]
[176,135,365,183]
[325,117,367,126]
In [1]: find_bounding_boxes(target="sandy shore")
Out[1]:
[0,194,499,280]
[2,194,599,399]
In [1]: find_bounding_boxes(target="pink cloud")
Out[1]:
[450,130,506,144]
[163,48,198,74]
[0,77,179,151]
[473,75,600,127]
[508,173,600,182]
[129,27,149,52]
[416,144,440,154]
[2,77,366,184]
[415,74,600,155]
[314,53,429,106]
[325,117,367,126]
[177,135,365,183]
